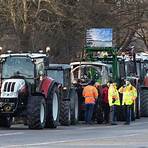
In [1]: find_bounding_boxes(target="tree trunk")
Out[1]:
[19,33,30,52]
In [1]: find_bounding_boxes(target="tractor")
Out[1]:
[45,64,79,126]
[70,61,111,123]
[117,52,148,119]
[140,57,148,117]
[121,52,148,118]
[0,52,60,129]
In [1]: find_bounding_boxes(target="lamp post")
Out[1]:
[131,46,137,76]
[122,52,126,79]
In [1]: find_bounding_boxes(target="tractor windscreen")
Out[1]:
[47,70,64,85]
[2,56,34,79]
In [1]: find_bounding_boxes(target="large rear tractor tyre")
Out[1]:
[69,89,79,125]
[46,84,60,128]
[140,88,148,117]
[27,95,46,129]
[0,116,12,128]
[60,101,71,126]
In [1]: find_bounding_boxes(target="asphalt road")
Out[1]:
[0,118,148,148]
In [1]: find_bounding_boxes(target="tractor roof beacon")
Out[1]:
[0,52,60,129]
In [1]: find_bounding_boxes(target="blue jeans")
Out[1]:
[85,104,94,123]
[110,105,117,123]
[125,105,131,124]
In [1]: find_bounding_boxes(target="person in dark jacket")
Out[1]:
[102,83,110,124]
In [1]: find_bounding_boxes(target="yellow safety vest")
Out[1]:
[119,85,137,105]
[108,84,120,106]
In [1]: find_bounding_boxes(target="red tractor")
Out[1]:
[0,52,60,129]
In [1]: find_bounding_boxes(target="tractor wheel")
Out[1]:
[60,100,71,126]
[69,89,79,125]
[46,84,60,128]
[0,116,12,128]
[135,92,141,119]
[140,88,148,117]
[27,95,46,129]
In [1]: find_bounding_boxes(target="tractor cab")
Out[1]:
[46,64,71,88]
[70,61,109,123]
[70,61,110,86]
[0,53,46,93]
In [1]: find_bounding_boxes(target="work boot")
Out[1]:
[124,122,130,125]
[104,121,109,124]
[111,122,117,125]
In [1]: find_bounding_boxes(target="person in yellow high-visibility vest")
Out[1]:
[108,82,120,125]
[119,81,137,125]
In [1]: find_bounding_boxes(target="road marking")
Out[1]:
[0,132,24,137]
[3,133,139,148]
[132,121,148,125]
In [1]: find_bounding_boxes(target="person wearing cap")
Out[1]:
[82,80,98,124]
[93,82,103,122]
[108,82,120,125]
[118,80,137,125]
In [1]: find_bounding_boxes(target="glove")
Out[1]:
[112,98,116,103]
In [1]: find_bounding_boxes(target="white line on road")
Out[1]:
[0,132,24,137]
[2,133,139,148]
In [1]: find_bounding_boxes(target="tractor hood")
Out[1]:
[0,79,26,98]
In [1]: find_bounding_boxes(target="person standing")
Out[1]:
[144,71,148,87]
[83,80,98,124]
[119,80,137,125]
[102,83,110,124]
[108,82,120,125]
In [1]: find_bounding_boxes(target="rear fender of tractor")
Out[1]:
[39,77,54,98]
[39,77,60,128]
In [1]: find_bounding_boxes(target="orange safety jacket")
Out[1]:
[82,85,98,104]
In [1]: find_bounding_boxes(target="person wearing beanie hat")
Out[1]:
[83,80,98,124]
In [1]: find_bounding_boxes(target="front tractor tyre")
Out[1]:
[27,95,46,129]
[0,116,12,128]
[46,84,60,128]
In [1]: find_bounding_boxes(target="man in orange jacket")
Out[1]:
[83,80,98,124]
